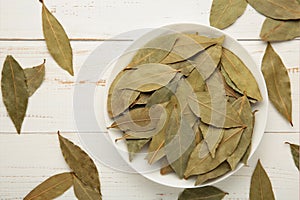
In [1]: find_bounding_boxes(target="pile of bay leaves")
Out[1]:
[107,32,262,185]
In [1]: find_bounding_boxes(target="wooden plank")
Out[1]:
[0,0,274,40]
[0,132,298,199]
[0,40,299,133]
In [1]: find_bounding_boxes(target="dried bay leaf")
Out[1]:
[285,142,299,170]
[227,95,254,170]
[247,0,300,20]
[165,98,196,178]
[210,0,247,29]
[73,175,102,200]
[250,160,275,200]
[186,68,206,93]
[58,133,101,193]
[221,48,262,101]
[168,60,195,76]
[160,164,174,175]
[184,34,225,46]
[41,2,73,75]
[132,93,151,105]
[220,64,243,95]
[261,43,293,126]
[1,55,28,134]
[126,34,178,68]
[195,162,231,186]
[184,127,244,177]
[260,18,300,42]
[24,59,46,97]
[178,186,228,200]
[118,63,178,92]
[126,139,150,161]
[188,92,244,128]
[24,172,73,200]
[191,45,222,80]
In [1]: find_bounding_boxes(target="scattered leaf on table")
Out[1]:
[58,133,101,193]
[285,142,299,170]
[184,127,243,177]
[178,186,228,200]
[1,55,28,134]
[126,139,150,161]
[227,95,254,170]
[118,63,178,92]
[210,0,247,29]
[41,2,73,75]
[24,172,73,200]
[250,160,275,200]
[260,18,300,42]
[188,92,244,128]
[126,34,178,68]
[195,162,231,186]
[247,0,300,20]
[24,59,46,96]
[221,48,262,101]
[165,98,196,178]
[261,43,293,126]
[73,175,102,200]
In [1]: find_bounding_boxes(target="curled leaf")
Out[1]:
[1,55,28,134]
[24,59,46,96]
[260,18,300,42]
[261,43,292,126]
[58,133,101,193]
[250,160,275,200]
[41,2,73,75]
[24,172,73,200]
[210,0,247,29]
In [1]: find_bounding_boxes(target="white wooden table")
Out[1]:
[0,0,299,199]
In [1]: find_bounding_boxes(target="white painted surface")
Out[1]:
[0,0,299,199]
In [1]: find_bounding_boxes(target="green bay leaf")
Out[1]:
[73,175,102,200]
[58,133,101,193]
[210,0,247,29]
[250,160,275,200]
[24,172,73,200]
[1,55,28,134]
[285,142,299,170]
[41,3,73,75]
[24,59,45,97]
[261,43,292,126]
[178,186,228,200]
[260,18,300,42]
[247,0,300,20]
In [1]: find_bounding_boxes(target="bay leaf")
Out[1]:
[24,172,73,200]
[247,0,300,20]
[210,0,247,29]
[220,64,243,95]
[168,60,195,76]
[1,55,28,134]
[261,43,293,126]
[186,68,206,93]
[118,63,177,92]
[184,34,225,46]
[73,175,102,200]
[178,186,228,200]
[227,95,254,170]
[260,18,300,42]
[191,45,222,80]
[184,127,244,177]
[250,160,275,200]
[160,161,174,175]
[24,59,46,97]
[188,92,244,128]
[192,120,203,145]
[132,93,151,105]
[241,142,251,165]
[147,102,173,164]
[195,162,231,186]
[126,34,178,68]
[285,142,299,170]
[199,122,224,158]
[126,139,150,161]
[221,48,262,101]
[165,98,196,178]
[41,2,73,75]
[58,133,101,193]
[161,34,205,64]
